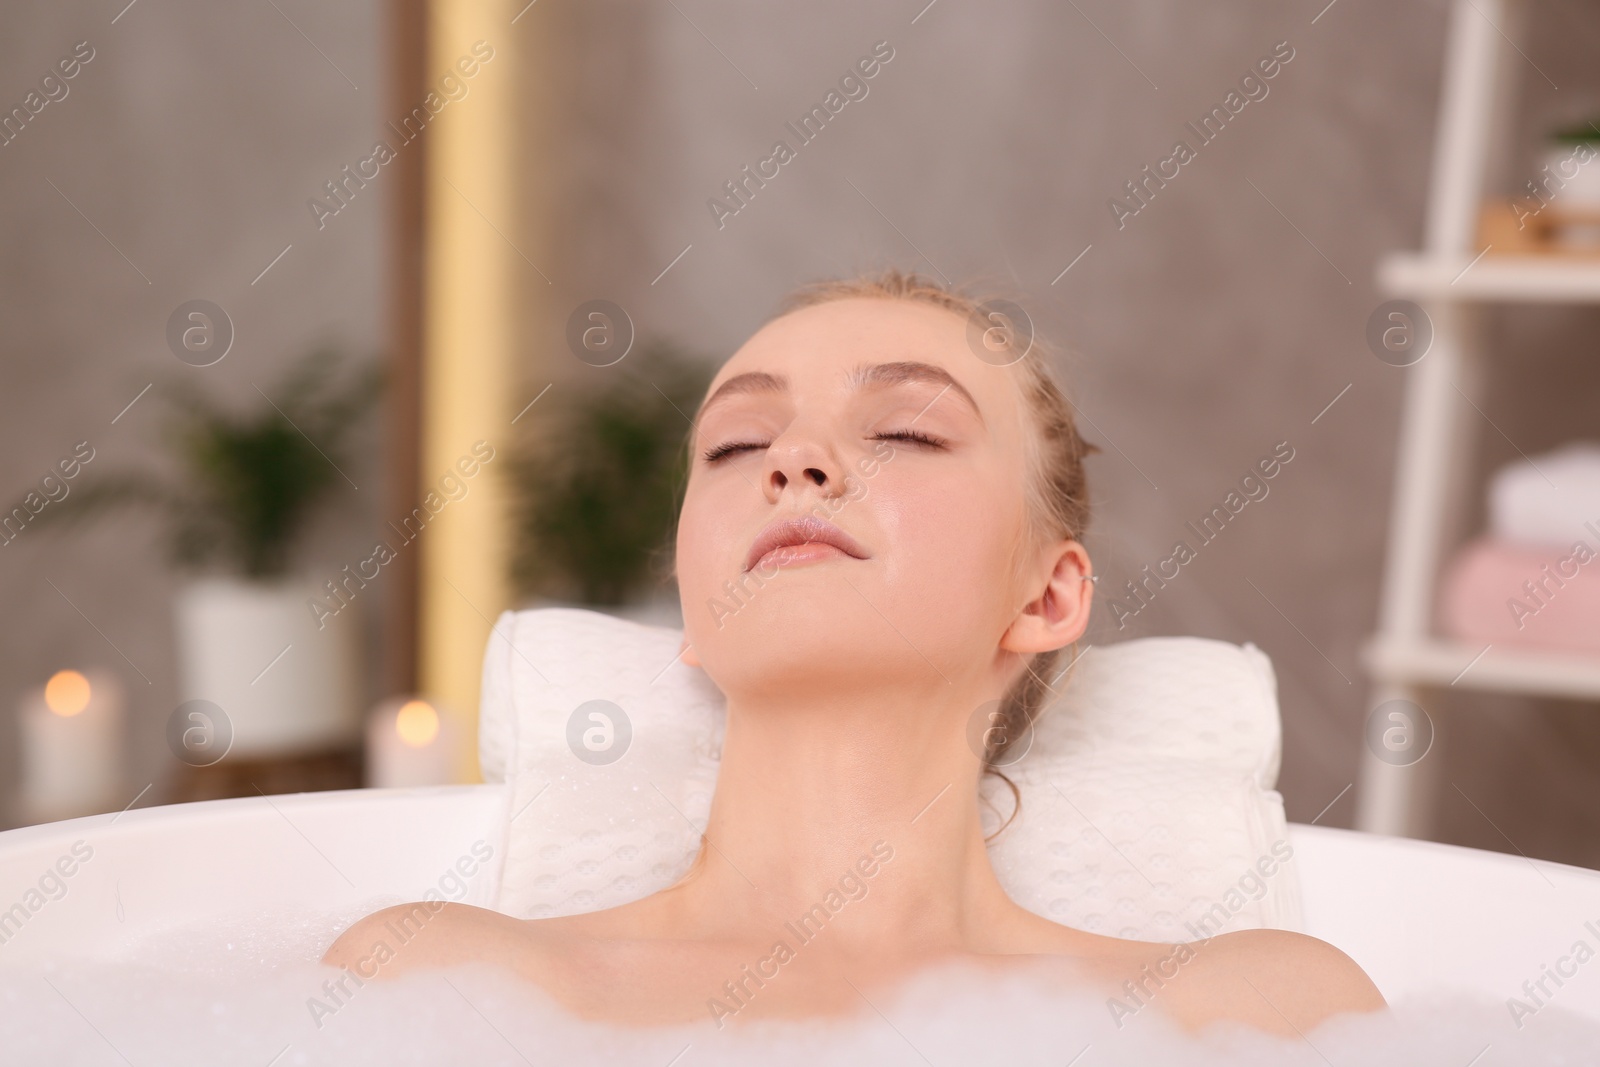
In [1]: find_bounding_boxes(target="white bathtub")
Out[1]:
[2,785,1598,1025]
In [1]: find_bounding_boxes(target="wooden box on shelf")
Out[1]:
[1478,200,1600,256]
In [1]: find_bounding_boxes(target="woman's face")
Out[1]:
[675,297,1085,705]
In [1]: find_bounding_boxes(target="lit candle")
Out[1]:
[364,696,456,788]
[17,669,124,823]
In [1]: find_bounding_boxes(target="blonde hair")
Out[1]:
[768,268,1100,839]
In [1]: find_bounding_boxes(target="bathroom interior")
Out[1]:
[2,0,1600,1061]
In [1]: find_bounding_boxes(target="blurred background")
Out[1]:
[1,0,1597,869]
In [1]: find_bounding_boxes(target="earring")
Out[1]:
[1081,575,1098,583]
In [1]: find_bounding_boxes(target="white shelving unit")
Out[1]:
[1355,0,1600,837]
[1379,252,1600,302]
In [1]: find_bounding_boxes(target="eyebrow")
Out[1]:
[693,360,985,427]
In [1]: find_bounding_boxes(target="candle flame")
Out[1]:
[45,670,92,717]
[395,700,439,748]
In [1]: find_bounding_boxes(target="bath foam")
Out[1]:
[6,910,1599,1067]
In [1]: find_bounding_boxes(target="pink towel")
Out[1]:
[1437,533,1600,656]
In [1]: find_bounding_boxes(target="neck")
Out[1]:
[667,682,1018,958]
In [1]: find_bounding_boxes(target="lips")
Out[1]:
[743,515,871,573]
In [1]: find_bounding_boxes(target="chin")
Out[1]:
[687,574,955,698]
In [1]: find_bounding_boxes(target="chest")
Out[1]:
[518,934,918,1029]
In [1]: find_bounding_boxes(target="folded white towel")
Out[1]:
[1489,441,1600,549]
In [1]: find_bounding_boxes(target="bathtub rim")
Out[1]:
[2,783,1598,1024]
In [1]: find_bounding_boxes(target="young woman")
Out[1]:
[325,269,1387,1037]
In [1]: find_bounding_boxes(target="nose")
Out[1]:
[761,425,849,505]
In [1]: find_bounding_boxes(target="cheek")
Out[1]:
[676,477,751,617]
[868,460,1026,639]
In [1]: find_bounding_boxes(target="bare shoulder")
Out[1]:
[1156,927,1388,1037]
[322,900,533,979]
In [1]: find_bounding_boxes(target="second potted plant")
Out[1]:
[54,350,383,759]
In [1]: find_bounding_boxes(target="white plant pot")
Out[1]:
[1543,140,1600,206]
[1541,140,1600,249]
[172,576,361,760]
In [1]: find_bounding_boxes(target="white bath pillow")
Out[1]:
[479,607,1303,941]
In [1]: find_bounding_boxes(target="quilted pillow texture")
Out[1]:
[479,607,1303,941]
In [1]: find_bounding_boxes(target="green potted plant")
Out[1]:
[1542,116,1600,248]
[508,339,712,624]
[49,349,383,757]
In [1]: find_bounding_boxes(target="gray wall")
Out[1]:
[4,0,1598,865]
[0,1,390,819]
[524,0,1600,868]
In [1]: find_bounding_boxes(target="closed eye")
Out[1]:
[700,439,767,463]
[872,429,946,449]
[701,428,946,464]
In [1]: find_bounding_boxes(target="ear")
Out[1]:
[679,634,701,668]
[999,539,1093,655]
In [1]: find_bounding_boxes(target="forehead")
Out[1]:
[698,297,1017,422]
